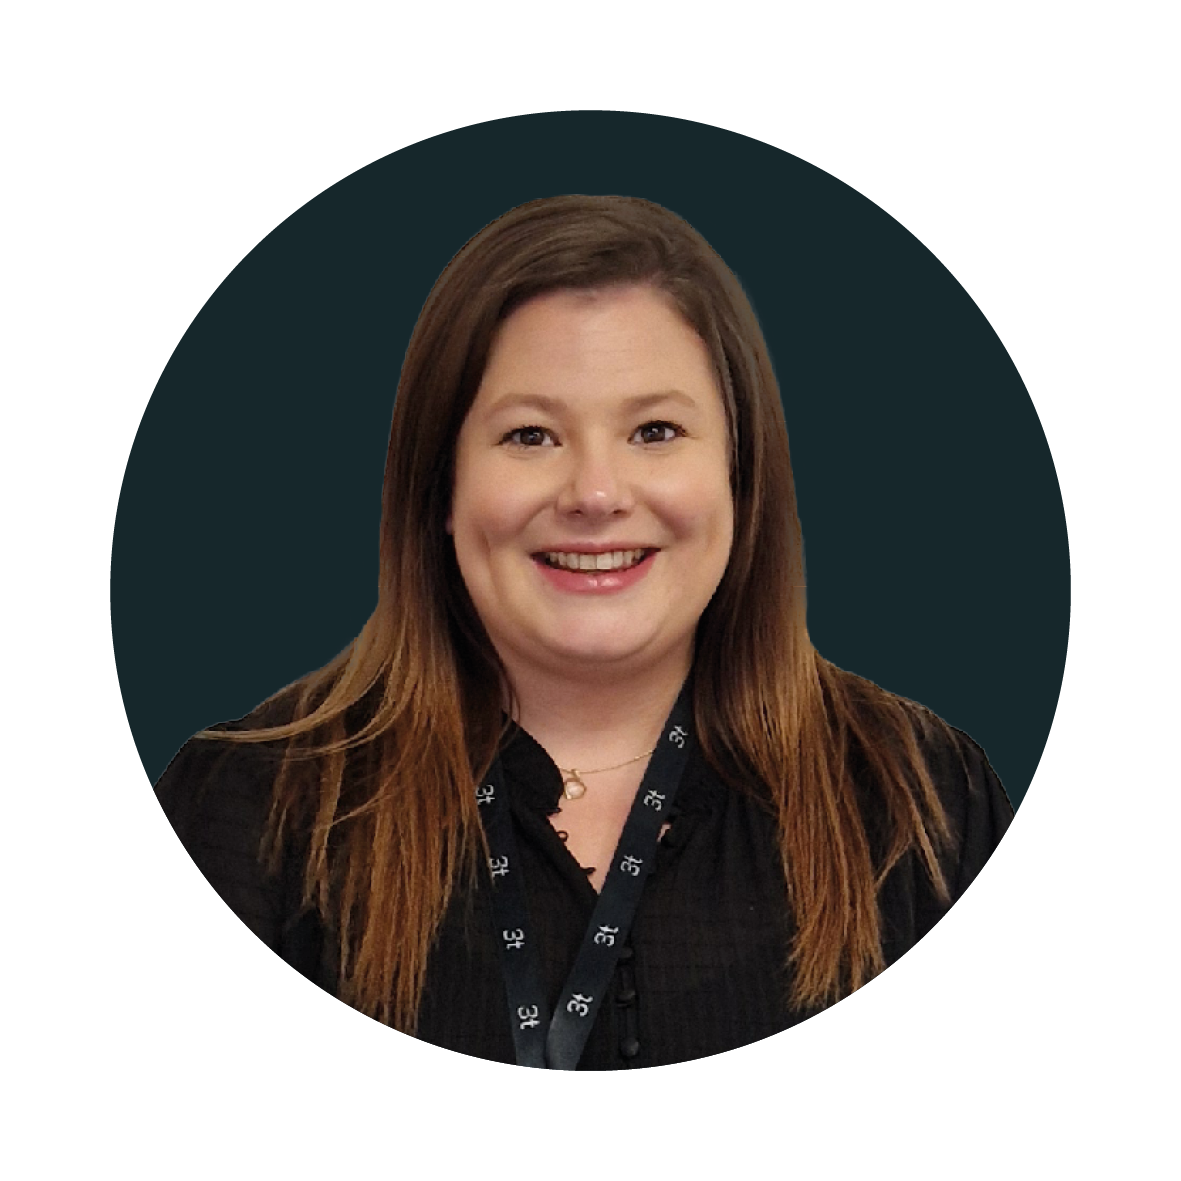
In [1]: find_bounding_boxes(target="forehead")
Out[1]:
[476,286,717,402]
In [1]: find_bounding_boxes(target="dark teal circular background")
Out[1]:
[112,112,1069,806]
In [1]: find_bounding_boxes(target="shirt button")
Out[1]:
[620,1037,641,1059]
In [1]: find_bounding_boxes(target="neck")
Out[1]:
[501,652,691,771]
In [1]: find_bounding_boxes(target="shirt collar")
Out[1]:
[496,718,724,820]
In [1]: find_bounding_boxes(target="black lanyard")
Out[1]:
[476,690,693,1070]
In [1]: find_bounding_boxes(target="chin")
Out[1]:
[532,630,674,674]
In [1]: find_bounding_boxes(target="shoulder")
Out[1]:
[154,728,285,860]
[832,667,1010,816]
[153,707,312,953]
[153,689,306,851]
[157,686,307,795]
[904,703,1015,899]
[829,668,1014,892]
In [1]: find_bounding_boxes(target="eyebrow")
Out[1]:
[485,389,700,416]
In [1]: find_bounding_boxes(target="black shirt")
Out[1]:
[155,717,1012,1069]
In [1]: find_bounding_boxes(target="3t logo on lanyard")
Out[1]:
[643,789,665,810]
[620,854,643,877]
[489,855,509,877]
[502,928,525,950]
[517,1005,541,1030]
[667,725,687,748]
[566,993,593,1017]
[476,783,496,806]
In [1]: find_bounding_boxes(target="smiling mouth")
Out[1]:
[536,548,655,572]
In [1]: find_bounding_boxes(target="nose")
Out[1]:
[555,442,635,518]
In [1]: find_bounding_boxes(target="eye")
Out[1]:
[633,420,685,445]
[500,425,555,448]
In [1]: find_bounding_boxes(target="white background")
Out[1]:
[4,2,1177,1177]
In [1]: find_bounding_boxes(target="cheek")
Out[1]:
[452,477,534,550]
[662,472,733,539]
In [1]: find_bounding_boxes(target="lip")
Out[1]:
[531,543,658,555]
[531,548,657,594]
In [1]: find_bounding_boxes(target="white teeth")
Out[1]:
[542,549,647,571]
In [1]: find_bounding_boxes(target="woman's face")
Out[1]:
[449,285,734,690]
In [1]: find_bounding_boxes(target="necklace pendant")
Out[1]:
[562,771,587,800]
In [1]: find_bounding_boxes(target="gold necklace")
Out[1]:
[557,747,658,800]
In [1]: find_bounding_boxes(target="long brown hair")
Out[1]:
[207,195,951,1030]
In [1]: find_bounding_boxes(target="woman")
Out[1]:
[156,194,1012,1069]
